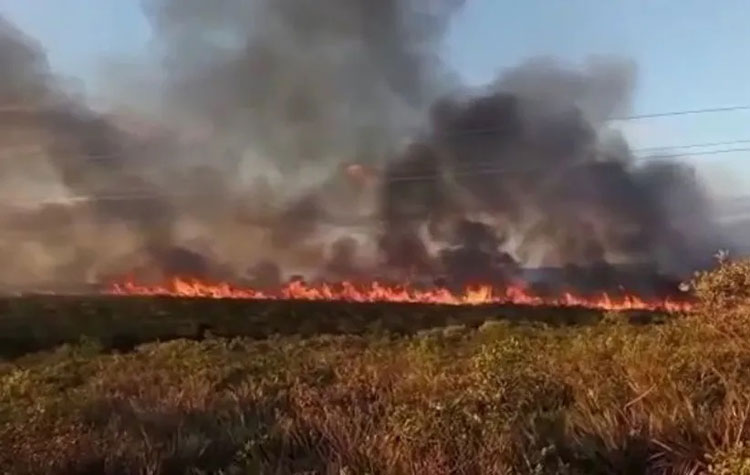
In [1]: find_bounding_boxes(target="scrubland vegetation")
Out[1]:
[2,260,750,474]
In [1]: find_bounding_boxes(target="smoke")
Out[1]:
[144,0,457,171]
[376,58,724,290]
[0,17,174,287]
[0,1,730,294]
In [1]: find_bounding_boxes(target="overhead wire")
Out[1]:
[607,104,750,121]
[3,146,750,204]
[636,138,750,153]
[407,104,750,138]
[3,101,750,148]
[2,102,750,205]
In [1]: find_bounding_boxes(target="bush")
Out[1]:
[691,256,750,332]
[709,443,750,475]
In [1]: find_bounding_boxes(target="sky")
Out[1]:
[1,0,748,198]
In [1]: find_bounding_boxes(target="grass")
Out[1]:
[0,260,749,474]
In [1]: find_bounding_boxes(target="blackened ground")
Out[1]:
[0,295,674,359]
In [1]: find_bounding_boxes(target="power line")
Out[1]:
[1,147,747,208]
[5,147,749,206]
[3,102,750,120]
[636,139,750,153]
[440,142,750,175]
[635,147,750,161]
[2,112,750,205]
[6,134,750,166]
[386,147,750,183]
[608,105,750,121]
[428,105,750,138]
[3,103,750,145]
[4,147,750,200]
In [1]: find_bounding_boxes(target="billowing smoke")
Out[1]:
[0,17,177,288]
[0,1,729,295]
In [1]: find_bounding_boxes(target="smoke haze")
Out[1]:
[0,1,729,294]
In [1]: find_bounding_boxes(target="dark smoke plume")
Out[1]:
[0,1,730,295]
[375,58,723,291]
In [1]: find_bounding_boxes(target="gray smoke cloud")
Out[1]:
[0,1,730,295]
[0,17,176,288]
[377,57,724,292]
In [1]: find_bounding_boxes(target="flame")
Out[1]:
[107,277,693,312]
[343,163,378,187]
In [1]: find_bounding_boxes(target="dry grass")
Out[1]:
[1,260,750,474]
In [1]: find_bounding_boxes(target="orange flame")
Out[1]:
[108,277,692,312]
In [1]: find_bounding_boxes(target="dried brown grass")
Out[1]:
[1,260,750,474]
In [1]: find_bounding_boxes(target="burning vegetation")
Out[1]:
[108,277,692,312]
[0,1,735,304]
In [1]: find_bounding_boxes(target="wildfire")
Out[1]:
[108,277,693,312]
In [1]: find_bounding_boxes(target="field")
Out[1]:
[1,260,750,474]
